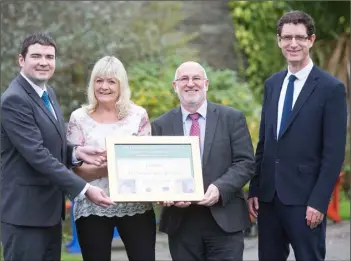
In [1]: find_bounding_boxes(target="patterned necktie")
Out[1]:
[279,74,297,138]
[41,91,55,116]
[189,113,200,137]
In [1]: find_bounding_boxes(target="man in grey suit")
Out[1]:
[151,61,255,261]
[1,32,115,261]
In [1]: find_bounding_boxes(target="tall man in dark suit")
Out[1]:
[248,11,347,261]
[152,61,255,261]
[1,32,115,261]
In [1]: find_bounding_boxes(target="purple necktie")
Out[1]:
[189,113,200,137]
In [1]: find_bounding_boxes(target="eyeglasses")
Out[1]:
[175,76,204,85]
[279,35,310,43]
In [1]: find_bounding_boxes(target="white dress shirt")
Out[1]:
[181,100,207,159]
[20,72,57,119]
[276,59,314,137]
[20,72,89,196]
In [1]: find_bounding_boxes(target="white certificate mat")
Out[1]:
[106,136,204,202]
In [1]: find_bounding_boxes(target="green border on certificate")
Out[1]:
[114,144,195,177]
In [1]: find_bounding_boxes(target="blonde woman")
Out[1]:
[67,56,156,261]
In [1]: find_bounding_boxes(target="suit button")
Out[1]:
[276,159,280,163]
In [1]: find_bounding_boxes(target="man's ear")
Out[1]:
[308,34,316,48]
[277,34,282,48]
[18,54,25,68]
[172,81,177,93]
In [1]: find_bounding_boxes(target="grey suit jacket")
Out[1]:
[0,74,86,227]
[151,101,255,235]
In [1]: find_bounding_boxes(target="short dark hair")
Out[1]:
[277,10,315,36]
[20,32,57,58]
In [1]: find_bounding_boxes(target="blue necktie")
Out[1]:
[41,91,55,116]
[279,74,297,138]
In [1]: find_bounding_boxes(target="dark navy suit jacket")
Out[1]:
[249,65,347,214]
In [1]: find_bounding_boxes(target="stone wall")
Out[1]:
[179,0,238,70]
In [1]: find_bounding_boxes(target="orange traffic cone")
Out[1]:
[327,173,343,223]
[65,200,72,212]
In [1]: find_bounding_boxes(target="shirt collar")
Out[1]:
[181,100,208,123]
[20,72,48,97]
[287,58,314,81]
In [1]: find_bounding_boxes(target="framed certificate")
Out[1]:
[105,136,204,202]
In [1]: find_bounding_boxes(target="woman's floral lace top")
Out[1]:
[66,104,153,221]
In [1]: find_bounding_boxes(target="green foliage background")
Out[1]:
[228,0,350,101]
[129,55,260,146]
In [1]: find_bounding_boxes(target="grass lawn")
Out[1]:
[61,252,82,261]
[339,191,350,220]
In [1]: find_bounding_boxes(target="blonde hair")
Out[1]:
[83,56,131,119]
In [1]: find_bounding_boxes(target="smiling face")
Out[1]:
[172,62,209,111]
[277,23,315,68]
[19,43,55,86]
[94,75,120,106]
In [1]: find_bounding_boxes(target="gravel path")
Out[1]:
[110,221,350,261]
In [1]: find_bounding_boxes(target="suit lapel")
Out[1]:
[47,88,65,142]
[272,70,288,139]
[17,75,64,141]
[202,102,218,167]
[172,107,184,136]
[279,66,319,138]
